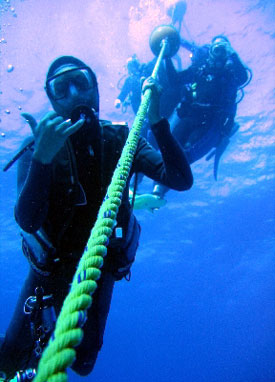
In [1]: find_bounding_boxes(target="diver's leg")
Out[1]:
[71,269,116,376]
[152,182,169,198]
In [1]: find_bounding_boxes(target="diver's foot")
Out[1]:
[132,192,167,212]
[150,193,166,212]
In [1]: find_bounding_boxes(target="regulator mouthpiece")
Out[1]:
[70,105,96,124]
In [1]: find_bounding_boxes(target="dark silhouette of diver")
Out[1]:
[0,55,192,380]
[115,54,181,144]
[151,34,252,199]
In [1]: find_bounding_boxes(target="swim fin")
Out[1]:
[213,136,230,181]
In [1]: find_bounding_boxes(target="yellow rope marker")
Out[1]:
[33,25,180,382]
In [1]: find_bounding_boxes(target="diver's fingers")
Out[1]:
[54,118,73,134]
[140,76,149,94]
[27,111,59,135]
[142,79,162,95]
[64,118,85,137]
[40,111,59,124]
[56,118,85,137]
[142,78,153,94]
[21,113,38,134]
[48,116,64,127]
[140,76,146,88]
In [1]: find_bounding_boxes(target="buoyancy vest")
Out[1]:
[44,120,130,246]
[21,120,141,278]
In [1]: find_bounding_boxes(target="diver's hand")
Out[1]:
[142,77,162,125]
[225,43,235,57]
[21,111,85,164]
[224,45,237,71]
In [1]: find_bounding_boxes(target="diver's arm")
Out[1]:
[15,112,84,233]
[133,76,193,190]
[134,120,193,191]
[164,57,179,84]
[180,38,196,53]
[229,52,248,86]
[223,47,248,87]
[165,57,193,85]
[117,77,132,103]
[15,151,52,233]
[151,119,193,190]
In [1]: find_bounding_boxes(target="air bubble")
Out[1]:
[7,64,14,72]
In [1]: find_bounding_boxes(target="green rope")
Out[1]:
[33,40,168,382]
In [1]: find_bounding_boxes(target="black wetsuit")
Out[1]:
[151,48,248,197]
[0,118,192,378]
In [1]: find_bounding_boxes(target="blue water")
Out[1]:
[0,0,274,381]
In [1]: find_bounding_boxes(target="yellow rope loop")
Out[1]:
[53,312,88,338]
[77,254,104,274]
[59,295,92,317]
[33,41,167,382]
[74,268,102,284]
[69,280,99,300]
[40,329,82,364]
[35,348,76,382]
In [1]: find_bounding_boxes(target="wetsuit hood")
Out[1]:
[46,56,99,114]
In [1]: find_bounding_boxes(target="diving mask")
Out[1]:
[45,67,96,101]
[209,42,229,60]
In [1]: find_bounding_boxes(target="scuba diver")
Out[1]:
[166,0,187,34]
[115,53,182,198]
[0,55,192,380]
[114,1,190,145]
[151,34,252,199]
[114,1,190,120]
[114,54,182,168]
[115,54,181,122]
[166,0,195,71]
[114,54,144,115]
